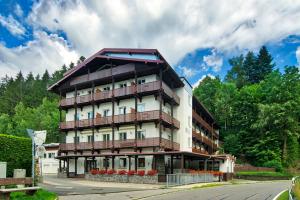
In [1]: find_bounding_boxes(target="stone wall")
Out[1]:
[85,173,159,184]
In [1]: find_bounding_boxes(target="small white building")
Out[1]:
[40,143,59,174]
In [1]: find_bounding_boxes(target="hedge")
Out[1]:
[0,134,31,177]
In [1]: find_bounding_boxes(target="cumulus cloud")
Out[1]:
[192,74,215,88]
[203,49,223,72]
[2,0,300,77]
[0,31,79,77]
[178,66,199,78]
[296,47,300,67]
[0,14,25,36]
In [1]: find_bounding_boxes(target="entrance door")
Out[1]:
[86,159,97,172]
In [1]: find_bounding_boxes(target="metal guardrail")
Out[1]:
[289,176,300,200]
[166,173,217,187]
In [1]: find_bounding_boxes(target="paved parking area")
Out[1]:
[40,175,161,196]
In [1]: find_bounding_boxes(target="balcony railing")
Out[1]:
[192,129,217,149]
[192,148,208,154]
[59,137,180,151]
[59,80,180,108]
[192,110,218,137]
[60,110,180,130]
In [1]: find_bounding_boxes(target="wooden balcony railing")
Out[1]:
[59,137,180,151]
[192,148,209,154]
[192,129,217,149]
[59,80,180,107]
[192,110,218,137]
[60,110,180,130]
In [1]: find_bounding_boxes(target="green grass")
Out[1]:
[276,190,289,200]
[292,179,300,200]
[236,171,292,177]
[10,189,57,200]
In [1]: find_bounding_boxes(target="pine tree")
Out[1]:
[243,52,259,84]
[257,46,274,81]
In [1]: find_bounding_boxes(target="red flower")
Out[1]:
[118,170,127,175]
[107,169,116,174]
[90,169,98,175]
[98,169,107,175]
[137,170,145,176]
[147,170,157,176]
[127,170,136,176]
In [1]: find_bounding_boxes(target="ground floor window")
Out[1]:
[138,157,145,168]
[119,158,127,168]
[103,158,109,168]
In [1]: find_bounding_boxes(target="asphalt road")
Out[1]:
[41,175,291,200]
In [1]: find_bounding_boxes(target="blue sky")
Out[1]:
[0,0,300,87]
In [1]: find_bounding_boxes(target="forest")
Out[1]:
[194,46,300,170]
[0,47,298,170]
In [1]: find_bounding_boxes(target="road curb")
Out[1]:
[272,189,287,200]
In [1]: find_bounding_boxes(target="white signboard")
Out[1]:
[34,130,47,146]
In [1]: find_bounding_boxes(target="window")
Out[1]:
[48,153,55,158]
[44,153,47,158]
[74,136,80,143]
[88,135,93,143]
[119,132,127,141]
[103,109,110,117]
[88,111,93,119]
[75,113,80,120]
[103,134,110,142]
[138,158,145,168]
[137,79,146,85]
[103,158,109,168]
[119,106,126,115]
[103,86,110,91]
[137,130,145,139]
[137,104,145,112]
[119,83,127,88]
[119,158,127,168]
[88,90,92,95]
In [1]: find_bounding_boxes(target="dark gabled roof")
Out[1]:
[48,48,183,91]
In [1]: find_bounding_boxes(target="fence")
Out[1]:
[289,176,300,200]
[166,173,217,187]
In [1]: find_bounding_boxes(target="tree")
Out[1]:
[256,46,274,81]
[225,55,246,88]
[243,51,259,84]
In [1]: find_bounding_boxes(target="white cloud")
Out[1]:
[0,14,25,36]
[192,74,215,89]
[178,66,199,78]
[0,31,79,77]
[296,47,300,67]
[14,4,23,17]
[203,49,223,72]
[2,0,300,77]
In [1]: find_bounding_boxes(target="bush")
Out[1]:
[10,189,57,200]
[147,170,157,176]
[118,170,127,175]
[127,170,135,176]
[107,169,116,174]
[137,170,145,176]
[0,134,31,177]
[263,160,283,172]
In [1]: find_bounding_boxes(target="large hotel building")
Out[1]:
[49,48,234,180]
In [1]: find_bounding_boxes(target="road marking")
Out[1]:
[272,190,287,200]
[55,186,73,189]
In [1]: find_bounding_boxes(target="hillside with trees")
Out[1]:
[194,46,300,170]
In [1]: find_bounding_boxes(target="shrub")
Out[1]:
[90,169,98,175]
[127,170,136,176]
[98,169,107,175]
[137,170,145,176]
[107,169,116,175]
[147,170,157,176]
[0,134,31,177]
[118,170,127,175]
[263,160,283,172]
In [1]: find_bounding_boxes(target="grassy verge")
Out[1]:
[293,179,300,199]
[276,190,289,200]
[192,183,224,189]
[236,171,292,177]
[10,189,57,200]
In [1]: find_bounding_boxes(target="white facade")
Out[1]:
[40,144,59,174]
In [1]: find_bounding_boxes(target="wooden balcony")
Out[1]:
[60,110,180,130]
[192,129,217,149]
[59,80,180,108]
[192,110,218,138]
[59,137,180,151]
[192,148,209,154]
